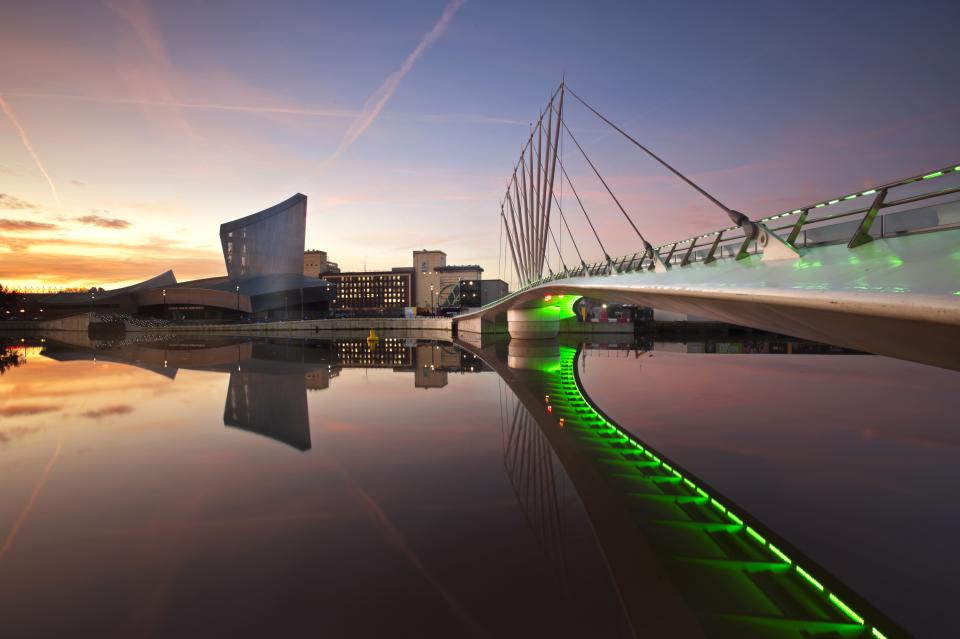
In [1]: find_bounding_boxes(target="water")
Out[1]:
[0,333,956,638]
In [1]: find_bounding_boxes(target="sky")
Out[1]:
[1,0,958,290]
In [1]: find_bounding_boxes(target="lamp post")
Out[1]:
[162,289,166,318]
[236,285,240,312]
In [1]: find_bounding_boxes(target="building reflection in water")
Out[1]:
[33,335,488,451]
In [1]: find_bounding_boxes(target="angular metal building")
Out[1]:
[220,193,307,278]
[29,194,335,324]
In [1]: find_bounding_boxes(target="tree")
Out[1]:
[0,284,21,316]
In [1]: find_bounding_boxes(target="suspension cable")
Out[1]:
[548,122,612,260]
[559,115,652,252]
[565,85,753,231]
[547,224,568,271]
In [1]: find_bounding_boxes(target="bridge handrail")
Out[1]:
[467,165,960,314]
[650,162,960,257]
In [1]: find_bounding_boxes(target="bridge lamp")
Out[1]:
[544,294,552,302]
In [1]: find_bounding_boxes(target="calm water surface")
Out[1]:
[0,333,957,638]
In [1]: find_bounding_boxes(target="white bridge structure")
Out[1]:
[455,83,960,370]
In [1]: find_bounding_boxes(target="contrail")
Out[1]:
[0,434,64,563]
[3,91,526,126]
[0,94,61,205]
[327,0,465,166]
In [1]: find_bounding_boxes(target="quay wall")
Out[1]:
[144,317,453,334]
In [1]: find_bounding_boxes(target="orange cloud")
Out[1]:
[0,218,57,231]
[80,404,134,419]
[73,213,130,229]
[0,237,223,288]
[0,404,61,417]
[0,193,37,209]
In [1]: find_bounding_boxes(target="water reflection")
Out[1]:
[31,336,487,452]
[0,332,945,637]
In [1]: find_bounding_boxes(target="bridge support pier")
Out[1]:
[507,307,560,339]
[507,340,560,371]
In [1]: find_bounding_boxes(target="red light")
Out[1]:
[547,405,552,414]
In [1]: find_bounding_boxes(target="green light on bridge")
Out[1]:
[768,543,792,564]
[872,628,888,639]
[829,593,865,625]
[796,566,824,592]
[844,194,858,200]
[828,199,840,205]
[922,171,944,179]
[861,189,877,196]
[746,526,767,545]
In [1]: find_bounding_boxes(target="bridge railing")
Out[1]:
[467,164,960,315]
[531,163,959,287]
[470,165,960,310]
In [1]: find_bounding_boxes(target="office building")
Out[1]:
[413,249,483,310]
[325,270,413,313]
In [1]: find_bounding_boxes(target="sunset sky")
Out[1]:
[1,0,958,290]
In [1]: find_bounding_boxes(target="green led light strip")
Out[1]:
[547,345,895,639]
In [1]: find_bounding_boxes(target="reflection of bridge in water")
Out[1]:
[463,335,905,639]
[22,332,906,636]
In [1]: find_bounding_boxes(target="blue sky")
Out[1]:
[1,0,958,288]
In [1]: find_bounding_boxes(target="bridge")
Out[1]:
[455,82,960,370]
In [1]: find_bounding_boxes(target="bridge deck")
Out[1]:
[458,228,960,369]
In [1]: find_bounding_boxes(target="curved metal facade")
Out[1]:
[219,193,307,278]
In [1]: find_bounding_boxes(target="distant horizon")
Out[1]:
[2,0,959,290]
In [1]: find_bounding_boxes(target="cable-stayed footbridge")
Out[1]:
[455,83,960,369]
